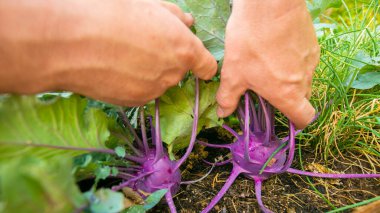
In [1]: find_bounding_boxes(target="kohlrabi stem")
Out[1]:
[278,121,296,172]
[197,140,231,149]
[258,96,271,146]
[118,107,144,150]
[244,92,254,163]
[148,116,156,145]
[254,178,274,213]
[237,105,245,130]
[112,171,154,191]
[111,131,142,156]
[287,168,380,178]
[201,166,241,213]
[154,99,164,162]
[248,93,260,132]
[139,108,149,154]
[165,187,177,213]
[222,124,240,139]
[175,78,200,171]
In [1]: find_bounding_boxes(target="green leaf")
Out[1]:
[124,205,146,213]
[124,189,167,213]
[175,0,231,60]
[148,79,222,153]
[0,155,84,213]
[95,166,111,180]
[0,95,111,160]
[84,189,125,213]
[143,189,167,210]
[115,146,126,158]
[351,72,380,90]
[307,0,342,20]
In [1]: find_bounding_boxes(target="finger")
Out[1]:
[160,1,194,27]
[189,39,218,80]
[278,97,315,129]
[306,72,313,100]
[216,74,246,118]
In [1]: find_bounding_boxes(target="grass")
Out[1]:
[300,0,380,164]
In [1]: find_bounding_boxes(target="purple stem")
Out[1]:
[175,78,200,171]
[148,116,156,145]
[244,93,254,163]
[258,96,271,146]
[112,171,154,191]
[197,140,232,149]
[139,109,149,154]
[248,94,260,132]
[154,99,164,162]
[222,124,240,139]
[201,166,241,213]
[280,129,302,144]
[276,121,296,173]
[165,187,177,213]
[287,168,380,178]
[202,158,232,166]
[111,131,142,156]
[254,178,274,213]
[237,105,245,130]
[118,107,144,150]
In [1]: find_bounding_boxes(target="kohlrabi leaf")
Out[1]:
[84,189,126,213]
[174,0,231,60]
[148,79,222,153]
[124,189,167,213]
[0,95,111,160]
[0,155,85,213]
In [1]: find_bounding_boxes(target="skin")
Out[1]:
[0,0,217,106]
[0,0,319,129]
[217,0,320,129]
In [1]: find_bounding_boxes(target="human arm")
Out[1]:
[0,0,217,106]
[216,0,320,129]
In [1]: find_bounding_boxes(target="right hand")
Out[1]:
[0,0,217,106]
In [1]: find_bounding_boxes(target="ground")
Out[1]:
[155,127,380,213]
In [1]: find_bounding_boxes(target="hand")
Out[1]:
[216,0,320,129]
[0,0,217,106]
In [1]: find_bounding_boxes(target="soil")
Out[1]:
[154,127,380,213]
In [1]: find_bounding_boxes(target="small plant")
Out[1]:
[110,78,200,212]
[199,92,380,213]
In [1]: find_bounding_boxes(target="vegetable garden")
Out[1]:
[0,0,379,212]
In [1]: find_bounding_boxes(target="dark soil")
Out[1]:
[154,127,380,213]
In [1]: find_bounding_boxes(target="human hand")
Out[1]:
[216,0,320,129]
[0,0,217,106]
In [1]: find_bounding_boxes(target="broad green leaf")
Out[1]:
[0,155,84,213]
[143,189,167,210]
[84,189,125,213]
[351,72,380,90]
[175,0,231,60]
[0,95,110,160]
[124,189,167,213]
[148,79,222,153]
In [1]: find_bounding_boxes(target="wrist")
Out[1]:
[231,0,306,20]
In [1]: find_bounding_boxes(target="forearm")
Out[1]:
[0,0,108,94]
[231,0,307,21]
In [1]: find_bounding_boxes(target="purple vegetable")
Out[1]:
[111,78,200,213]
[200,92,380,213]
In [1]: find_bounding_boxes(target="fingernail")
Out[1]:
[217,107,224,118]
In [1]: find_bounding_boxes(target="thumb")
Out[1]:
[279,97,315,129]
[216,76,246,118]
